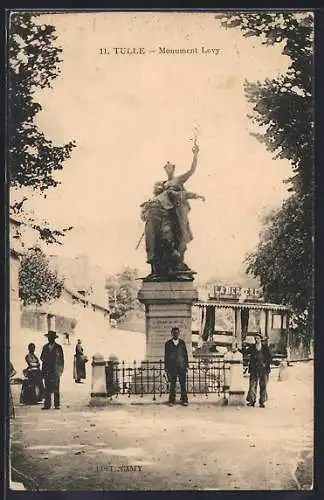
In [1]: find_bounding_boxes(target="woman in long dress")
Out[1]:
[20,343,44,404]
[73,339,87,383]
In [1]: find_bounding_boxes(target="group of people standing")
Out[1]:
[164,327,272,408]
[15,328,271,410]
[19,332,87,410]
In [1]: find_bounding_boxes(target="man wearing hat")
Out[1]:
[40,331,64,410]
[246,333,272,408]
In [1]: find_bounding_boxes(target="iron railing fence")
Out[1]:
[104,359,230,400]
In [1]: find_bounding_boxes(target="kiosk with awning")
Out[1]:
[192,285,290,358]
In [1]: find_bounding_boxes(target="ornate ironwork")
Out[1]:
[105,359,230,400]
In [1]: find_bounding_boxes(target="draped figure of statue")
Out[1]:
[140,141,205,282]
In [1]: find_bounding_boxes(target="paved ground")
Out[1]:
[10,362,313,491]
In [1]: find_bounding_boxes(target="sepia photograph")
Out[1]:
[7,10,314,491]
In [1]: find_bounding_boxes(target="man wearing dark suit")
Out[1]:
[246,333,272,408]
[164,327,189,406]
[40,331,64,410]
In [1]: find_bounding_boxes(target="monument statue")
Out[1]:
[140,141,205,282]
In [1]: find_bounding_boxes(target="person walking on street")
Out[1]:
[73,339,87,383]
[164,327,189,406]
[40,331,64,410]
[246,333,272,408]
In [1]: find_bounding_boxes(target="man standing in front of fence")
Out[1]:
[164,327,189,407]
[246,333,272,408]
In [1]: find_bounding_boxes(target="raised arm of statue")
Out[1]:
[173,142,199,186]
[185,191,205,202]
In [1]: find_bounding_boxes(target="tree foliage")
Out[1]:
[105,267,141,320]
[19,246,64,306]
[8,12,76,244]
[217,12,314,337]
[246,195,313,337]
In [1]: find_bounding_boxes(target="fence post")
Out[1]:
[228,350,245,406]
[107,355,119,396]
[278,359,289,381]
[90,353,107,399]
[223,349,232,390]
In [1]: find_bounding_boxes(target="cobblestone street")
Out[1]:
[10,361,313,491]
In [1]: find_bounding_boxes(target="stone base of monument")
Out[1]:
[227,390,245,406]
[138,280,198,361]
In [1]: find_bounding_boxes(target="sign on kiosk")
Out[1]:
[212,285,264,300]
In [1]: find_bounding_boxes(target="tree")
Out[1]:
[217,12,314,340]
[246,195,313,340]
[105,267,141,320]
[19,246,64,306]
[8,12,76,244]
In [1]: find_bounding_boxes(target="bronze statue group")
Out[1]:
[140,141,205,282]
[19,332,87,410]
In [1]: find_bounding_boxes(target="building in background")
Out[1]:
[20,254,110,339]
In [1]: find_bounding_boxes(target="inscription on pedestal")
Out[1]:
[149,317,188,336]
[147,316,191,360]
[138,281,198,362]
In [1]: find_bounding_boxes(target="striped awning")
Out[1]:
[194,300,290,312]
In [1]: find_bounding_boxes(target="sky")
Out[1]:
[12,12,293,282]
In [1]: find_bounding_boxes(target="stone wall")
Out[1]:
[20,308,74,336]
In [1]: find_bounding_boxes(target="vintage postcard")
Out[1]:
[7,10,314,491]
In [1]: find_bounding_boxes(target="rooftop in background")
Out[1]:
[195,300,290,312]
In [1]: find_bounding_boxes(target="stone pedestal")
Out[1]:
[90,353,107,398]
[227,350,245,406]
[138,281,198,362]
